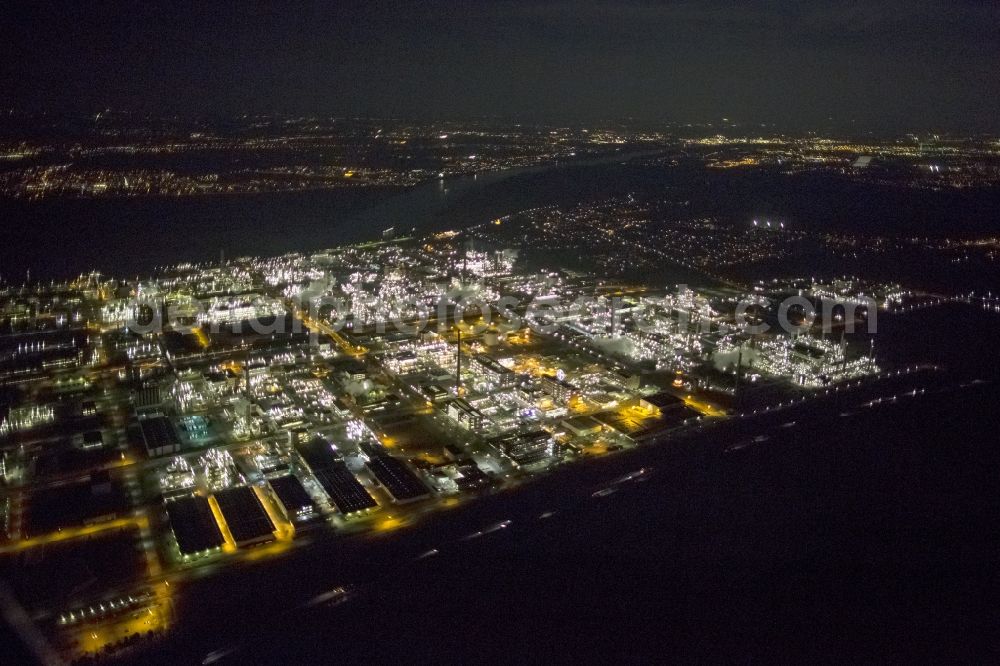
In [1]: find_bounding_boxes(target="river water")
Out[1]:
[4,150,998,288]
[0,150,659,282]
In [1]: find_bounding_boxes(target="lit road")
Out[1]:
[287,302,367,356]
[0,514,149,555]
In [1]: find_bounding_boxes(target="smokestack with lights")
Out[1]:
[456,327,463,395]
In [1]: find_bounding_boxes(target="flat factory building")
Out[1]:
[165,495,225,557]
[213,486,276,547]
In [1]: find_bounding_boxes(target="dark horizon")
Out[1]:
[3,1,999,132]
[2,108,996,139]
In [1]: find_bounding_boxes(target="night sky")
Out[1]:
[3,0,998,129]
